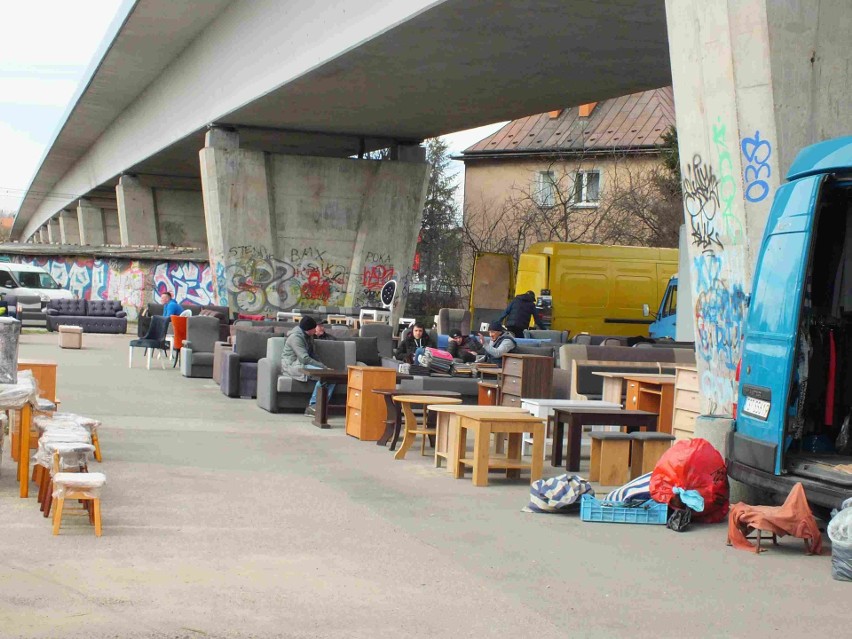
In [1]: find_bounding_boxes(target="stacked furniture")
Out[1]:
[45,299,127,334]
[499,353,553,408]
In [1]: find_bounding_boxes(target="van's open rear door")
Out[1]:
[469,252,514,332]
[735,175,824,475]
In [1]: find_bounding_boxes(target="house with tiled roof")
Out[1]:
[459,86,677,249]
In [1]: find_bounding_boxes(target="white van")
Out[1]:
[0,263,74,301]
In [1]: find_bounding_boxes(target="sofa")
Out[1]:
[45,299,127,333]
[221,329,278,398]
[140,302,230,342]
[180,316,221,378]
[257,338,356,413]
[4,294,47,328]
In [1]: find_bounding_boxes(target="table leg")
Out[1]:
[377,396,396,446]
[471,424,490,487]
[506,432,521,479]
[312,384,330,429]
[551,417,565,467]
[530,423,544,483]
[388,402,404,451]
[394,403,418,460]
[566,416,582,472]
[453,423,467,479]
[19,403,32,498]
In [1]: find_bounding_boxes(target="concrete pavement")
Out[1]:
[0,333,846,638]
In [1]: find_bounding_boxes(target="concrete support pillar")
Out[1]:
[38,227,46,243]
[200,127,429,318]
[77,199,105,245]
[46,219,58,244]
[116,175,159,246]
[665,0,852,414]
[59,210,80,244]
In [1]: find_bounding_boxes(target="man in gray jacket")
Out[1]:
[478,321,517,365]
[280,317,331,416]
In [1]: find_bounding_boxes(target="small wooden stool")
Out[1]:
[393,395,463,460]
[589,432,633,486]
[52,471,105,537]
[630,432,675,479]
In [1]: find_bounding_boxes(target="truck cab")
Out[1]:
[647,275,678,340]
[730,136,852,509]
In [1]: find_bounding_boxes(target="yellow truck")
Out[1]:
[470,242,678,337]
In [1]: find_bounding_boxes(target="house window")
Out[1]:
[573,170,601,205]
[536,171,556,207]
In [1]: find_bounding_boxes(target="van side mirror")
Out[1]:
[2,282,14,289]
[642,303,650,317]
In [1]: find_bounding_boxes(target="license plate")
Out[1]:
[743,396,770,420]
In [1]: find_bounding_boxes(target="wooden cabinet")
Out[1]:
[478,381,500,406]
[624,375,675,434]
[673,365,700,440]
[499,353,553,408]
[17,359,57,402]
[345,366,397,441]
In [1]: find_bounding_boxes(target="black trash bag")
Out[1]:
[667,507,693,532]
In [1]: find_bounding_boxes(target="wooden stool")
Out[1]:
[392,395,462,460]
[37,442,94,512]
[629,432,675,479]
[52,472,105,536]
[589,432,633,486]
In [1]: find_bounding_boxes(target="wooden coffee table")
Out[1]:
[392,395,463,460]
[372,388,460,450]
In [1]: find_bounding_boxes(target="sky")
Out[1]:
[0,1,506,218]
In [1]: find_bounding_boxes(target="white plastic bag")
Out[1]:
[828,504,852,581]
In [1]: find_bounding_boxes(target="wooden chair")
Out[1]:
[392,395,462,460]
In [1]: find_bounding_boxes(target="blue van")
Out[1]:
[730,136,852,509]
[648,275,678,340]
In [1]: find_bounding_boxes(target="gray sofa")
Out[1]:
[45,299,127,333]
[180,315,221,378]
[257,338,356,413]
[221,329,277,398]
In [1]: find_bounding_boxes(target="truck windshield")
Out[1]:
[14,271,61,290]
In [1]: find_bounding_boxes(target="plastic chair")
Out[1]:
[170,315,188,368]
[128,315,171,369]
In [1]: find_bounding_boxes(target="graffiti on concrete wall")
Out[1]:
[2,255,214,321]
[741,130,773,203]
[682,154,723,252]
[358,251,395,306]
[712,119,744,244]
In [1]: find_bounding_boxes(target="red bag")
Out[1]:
[650,438,730,523]
[426,347,453,361]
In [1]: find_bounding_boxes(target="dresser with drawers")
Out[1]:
[499,353,553,408]
[345,366,398,441]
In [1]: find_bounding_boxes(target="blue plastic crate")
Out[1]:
[580,494,668,524]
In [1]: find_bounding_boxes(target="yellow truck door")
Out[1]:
[469,252,514,332]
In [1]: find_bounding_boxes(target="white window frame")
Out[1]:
[535,170,556,207]
[573,170,601,207]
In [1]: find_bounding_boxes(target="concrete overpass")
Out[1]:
[10,0,852,413]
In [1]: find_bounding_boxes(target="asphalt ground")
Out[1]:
[0,332,846,638]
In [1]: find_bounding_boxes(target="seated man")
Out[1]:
[160,291,183,318]
[447,328,483,363]
[478,321,517,365]
[313,320,336,340]
[280,317,332,417]
[394,322,433,363]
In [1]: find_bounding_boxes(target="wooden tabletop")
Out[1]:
[453,409,545,422]
[17,359,58,366]
[428,404,526,415]
[372,389,460,398]
[553,407,658,416]
[592,372,674,382]
[392,395,463,405]
[302,368,413,382]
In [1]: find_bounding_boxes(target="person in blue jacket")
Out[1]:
[160,291,183,318]
[498,290,544,338]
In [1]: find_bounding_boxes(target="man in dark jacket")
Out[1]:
[313,320,336,340]
[447,329,483,363]
[498,290,544,338]
[394,322,432,363]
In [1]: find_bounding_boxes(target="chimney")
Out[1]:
[578,102,597,117]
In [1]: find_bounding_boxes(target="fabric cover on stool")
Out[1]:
[58,325,83,349]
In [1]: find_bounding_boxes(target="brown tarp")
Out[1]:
[727,483,823,554]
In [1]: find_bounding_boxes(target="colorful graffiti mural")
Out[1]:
[1,255,214,321]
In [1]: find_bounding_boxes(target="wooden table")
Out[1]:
[552,407,658,472]
[429,404,527,471]
[372,389,461,450]
[301,369,350,429]
[392,395,463,460]
[453,411,546,487]
[518,398,622,457]
[624,375,675,434]
[303,368,412,429]
[592,372,673,406]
